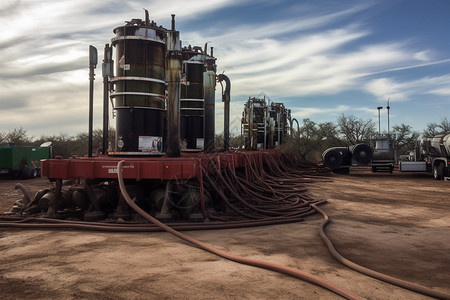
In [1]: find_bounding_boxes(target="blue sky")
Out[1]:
[1,0,449,138]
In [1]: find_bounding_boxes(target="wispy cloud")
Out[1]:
[0,0,449,137]
[365,74,450,102]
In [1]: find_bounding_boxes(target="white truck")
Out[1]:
[399,133,450,180]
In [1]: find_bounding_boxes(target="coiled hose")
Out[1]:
[116,160,364,300]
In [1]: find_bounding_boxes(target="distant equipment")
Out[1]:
[322,136,395,174]
[0,144,51,178]
[241,97,291,150]
[399,133,450,180]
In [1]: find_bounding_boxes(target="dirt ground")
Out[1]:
[0,168,449,300]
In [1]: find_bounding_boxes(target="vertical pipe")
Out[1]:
[264,107,267,149]
[166,15,181,157]
[171,13,175,30]
[377,106,383,134]
[387,97,390,134]
[88,45,97,157]
[218,74,231,151]
[102,44,111,154]
[250,100,254,150]
[277,109,281,146]
[204,57,216,153]
[145,9,150,26]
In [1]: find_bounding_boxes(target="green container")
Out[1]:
[0,146,50,176]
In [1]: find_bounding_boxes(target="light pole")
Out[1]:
[386,97,391,134]
[377,106,383,134]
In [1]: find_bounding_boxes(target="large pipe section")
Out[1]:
[322,144,373,169]
[322,147,350,170]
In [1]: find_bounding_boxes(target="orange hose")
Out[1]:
[117,160,364,300]
[313,204,450,300]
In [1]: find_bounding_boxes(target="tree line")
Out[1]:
[280,115,450,162]
[1,115,449,163]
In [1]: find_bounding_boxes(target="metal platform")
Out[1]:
[40,151,272,181]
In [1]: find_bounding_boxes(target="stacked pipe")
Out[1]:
[322,144,373,170]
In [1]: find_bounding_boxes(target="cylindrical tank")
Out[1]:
[180,45,216,151]
[181,59,204,150]
[253,100,266,148]
[443,134,450,156]
[269,102,288,146]
[241,97,268,150]
[111,18,166,153]
[268,103,281,147]
[373,135,395,161]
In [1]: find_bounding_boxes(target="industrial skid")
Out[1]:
[2,11,320,225]
[2,12,449,300]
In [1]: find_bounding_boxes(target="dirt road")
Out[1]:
[0,169,449,299]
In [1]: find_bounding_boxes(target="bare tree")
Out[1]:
[281,118,340,162]
[337,114,376,144]
[423,117,450,136]
[0,127,33,145]
[392,124,420,157]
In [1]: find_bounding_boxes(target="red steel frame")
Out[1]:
[40,152,260,180]
[40,151,279,217]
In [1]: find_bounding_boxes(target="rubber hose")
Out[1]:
[0,217,305,232]
[217,165,312,217]
[14,183,30,204]
[116,160,364,300]
[312,204,450,300]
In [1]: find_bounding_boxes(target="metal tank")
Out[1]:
[372,135,395,161]
[179,45,216,151]
[241,97,269,150]
[269,102,289,147]
[110,14,166,154]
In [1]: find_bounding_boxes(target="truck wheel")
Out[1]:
[433,163,444,180]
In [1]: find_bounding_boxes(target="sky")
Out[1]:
[1,0,449,139]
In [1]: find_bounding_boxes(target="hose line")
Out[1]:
[312,204,450,300]
[116,160,363,300]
